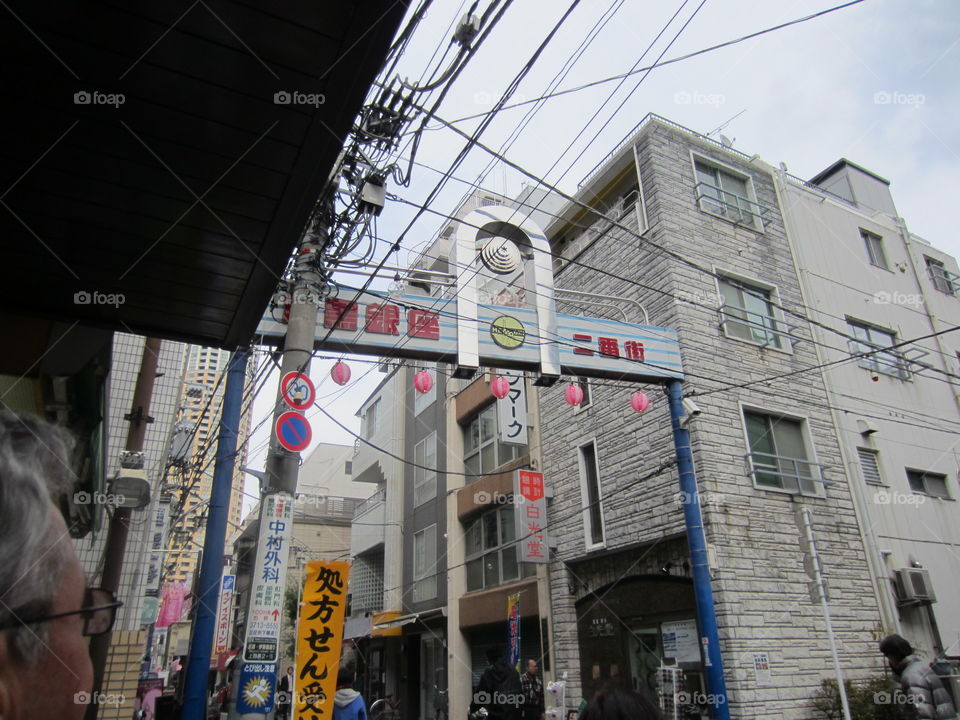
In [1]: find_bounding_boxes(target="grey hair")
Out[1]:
[0,411,76,664]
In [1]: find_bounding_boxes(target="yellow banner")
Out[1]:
[293,560,351,720]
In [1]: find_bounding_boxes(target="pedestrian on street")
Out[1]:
[0,412,119,720]
[578,687,663,720]
[519,658,545,720]
[476,647,522,720]
[278,665,294,720]
[334,661,367,720]
[879,634,958,720]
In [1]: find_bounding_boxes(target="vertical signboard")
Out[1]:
[514,470,548,563]
[497,370,528,445]
[243,492,294,663]
[237,662,278,715]
[294,561,351,720]
[507,593,521,672]
[144,501,169,595]
[214,574,235,655]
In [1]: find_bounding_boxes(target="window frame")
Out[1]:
[463,403,527,480]
[412,524,438,601]
[846,319,910,380]
[925,256,956,295]
[464,506,536,592]
[714,270,791,353]
[739,404,823,497]
[413,432,438,507]
[573,377,592,414]
[363,398,381,438]
[905,469,951,499]
[690,153,765,231]
[861,229,889,270]
[577,439,607,550]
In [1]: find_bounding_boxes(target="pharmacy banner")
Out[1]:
[294,561,351,720]
[507,593,521,672]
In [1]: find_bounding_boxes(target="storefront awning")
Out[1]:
[372,607,446,632]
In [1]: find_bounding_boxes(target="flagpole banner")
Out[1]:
[294,560,351,720]
[507,593,521,672]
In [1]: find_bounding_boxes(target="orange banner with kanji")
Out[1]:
[293,560,351,720]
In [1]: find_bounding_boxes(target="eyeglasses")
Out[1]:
[0,588,122,637]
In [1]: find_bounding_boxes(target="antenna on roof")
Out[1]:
[706,109,746,139]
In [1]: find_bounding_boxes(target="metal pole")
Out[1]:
[181,347,250,719]
[666,379,730,720]
[86,337,162,720]
[801,508,852,720]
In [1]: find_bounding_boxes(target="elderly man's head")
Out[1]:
[0,412,93,720]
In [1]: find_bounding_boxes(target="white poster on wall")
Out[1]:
[661,619,700,663]
[753,652,772,686]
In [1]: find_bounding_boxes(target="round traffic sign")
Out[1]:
[275,411,312,453]
[280,371,315,410]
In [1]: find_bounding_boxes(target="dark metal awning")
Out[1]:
[0,0,407,348]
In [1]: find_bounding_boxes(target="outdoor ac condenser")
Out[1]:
[895,568,937,604]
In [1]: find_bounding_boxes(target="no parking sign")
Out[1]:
[275,411,312,453]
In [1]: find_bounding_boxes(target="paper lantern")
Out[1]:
[564,383,584,406]
[630,391,651,413]
[330,361,351,386]
[491,376,510,399]
[414,370,434,394]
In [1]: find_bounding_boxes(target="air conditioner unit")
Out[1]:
[895,568,937,604]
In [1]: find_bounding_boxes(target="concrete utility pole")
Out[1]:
[86,337,162,720]
[181,347,250,720]
[231,212,326,719]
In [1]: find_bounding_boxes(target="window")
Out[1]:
[574,378,591,411]
[848,320,909,380]
[718,277,786,349]
[463,404,527,480]
[344,460,353,475]
[578,441,605,547]
[861,230,888,269]
[414,433,437,507]
[363,398,381,438]
[694,159,762,227]
[857,448,883,485]
[925,256,956,295]
[413,525,437,601]
[906,470,950,499]
[465,507,536,591]
[743,410,821,494]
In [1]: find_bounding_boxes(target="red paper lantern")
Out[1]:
[630,391,651,413]
[330,361,351,386]
[564,383,584,406]
[491,376,510,399]
[414,370,434,394]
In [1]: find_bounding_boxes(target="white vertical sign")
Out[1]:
[214,574,235,655]
[242,492,294,663]
[144,501,169,595]
[513,470,548,563]
[497,370,528,445]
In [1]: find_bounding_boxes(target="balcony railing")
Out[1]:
[847,339,911,380]
[718,304,797,349]
[695,182,769,227]
[928,265,959,295]
[353,486,386,519]
[746,452,828,494]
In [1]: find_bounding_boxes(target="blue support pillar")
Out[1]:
[666,379,730,720]
[181,348,249,719]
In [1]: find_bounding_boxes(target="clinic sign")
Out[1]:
[256,206,683,384]
[514,470,548,563]
[243,493,293,663]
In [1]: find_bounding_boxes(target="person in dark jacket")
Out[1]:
[477,647,522,720]
[579,687,663,720]
[879,634,958,720]
[333,662,367,720]
[519,659,544,720]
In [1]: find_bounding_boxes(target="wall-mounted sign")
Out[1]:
[236,661,277,714]
[514,470,547,563]
[294,561,351,720]
[281,372,315,410]
[213,574,235,655]
[497,370,527,446]
[242,493,293,663]
[661,619,700,663]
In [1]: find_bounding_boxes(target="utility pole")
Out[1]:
[231,208,327,719]
[86,337,162,720]
[181,347,250,719]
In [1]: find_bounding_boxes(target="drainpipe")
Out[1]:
[666,380,729,720]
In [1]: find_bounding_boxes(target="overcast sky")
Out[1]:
[244,0,960,515]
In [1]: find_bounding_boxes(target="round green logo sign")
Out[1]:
[490,315,526,349]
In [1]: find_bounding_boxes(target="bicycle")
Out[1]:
[369,695,402,720]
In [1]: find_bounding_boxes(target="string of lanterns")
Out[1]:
[329,362,652,412]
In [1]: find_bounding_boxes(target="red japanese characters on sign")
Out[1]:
[572,334,645,361]
[514,470,548,564]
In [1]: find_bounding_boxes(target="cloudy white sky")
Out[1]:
[244,0,960,514]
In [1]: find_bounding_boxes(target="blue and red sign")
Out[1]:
[280,371,315,411]
[275,411,312,453]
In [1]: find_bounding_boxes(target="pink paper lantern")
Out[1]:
[414,370,434,394]
[564,383,584,406]
[330,361,351,386]
[491,376,510,399]
[630,391,651,413]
